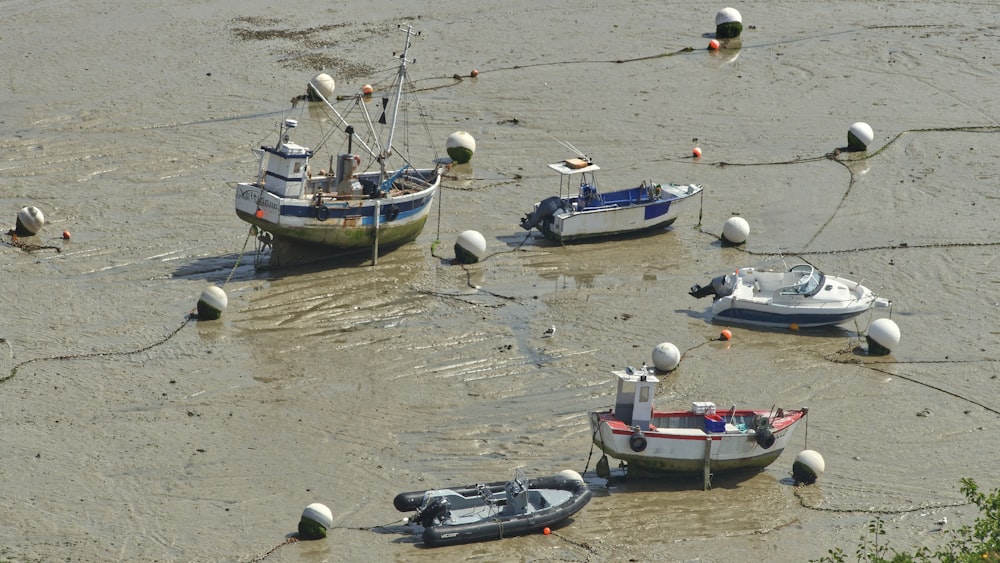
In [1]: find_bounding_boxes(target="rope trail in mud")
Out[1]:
[0,232,254,386]
[423,230,534,306]
[689,125,1000,254]
[0,314,194,385]
[2,232,62,254]
[792,487,969,515]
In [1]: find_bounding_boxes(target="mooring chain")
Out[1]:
[794,487,968,515]
[0,316,194,385]
[2,233,61,253]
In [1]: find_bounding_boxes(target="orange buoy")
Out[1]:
[62,230,71,240]
[692,147,703,158]
[543,527,551,535]
[789,323,800,331]
[720,329,732,341]
[255,209,264,219]
[708,39,720,50]
[470,69,479,77]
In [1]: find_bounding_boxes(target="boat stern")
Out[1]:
[235,182,281,225]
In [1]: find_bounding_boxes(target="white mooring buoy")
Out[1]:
[454,230,487,264]
[715,7,743,39]
[14,206,45,236]
[847,122,874,152]
[651,342,681,373]
[307,73,335,101]
[792,450,826,485]
[721,216,750,245]
[866,317,900,356]
[196,286,228,320]
[446,131,476,164]
[298,502,334,540]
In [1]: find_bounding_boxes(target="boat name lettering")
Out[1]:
[236,186,261,200]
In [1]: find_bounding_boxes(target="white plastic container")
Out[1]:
[691,402,716,414]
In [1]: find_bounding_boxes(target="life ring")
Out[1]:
[755,428,775,449]
[385,204,400,222]
[316,205,330,221]
[629,432,647,452]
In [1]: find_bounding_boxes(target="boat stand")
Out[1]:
[702,437,713,490]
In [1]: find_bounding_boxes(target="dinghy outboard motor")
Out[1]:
[689,273,736,299]
[414,497,452,527]
[520,196,564,230]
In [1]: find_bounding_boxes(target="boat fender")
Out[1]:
[629,432,647,452]
[386,204,400,221]
[756,428,776,449]
[316,205,330,221]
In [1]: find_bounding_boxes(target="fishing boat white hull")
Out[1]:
[520,157,702,243]
[234,169,439,263]
[589,368,808,488]
[590,407,806,477]
[232,25,445,267]
[690,263,891,329]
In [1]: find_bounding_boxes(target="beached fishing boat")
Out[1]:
[393,468,591,547]
[234,25,447,267]
[590,366,808,489]
[688,262,891,329]
[519,154,703,243]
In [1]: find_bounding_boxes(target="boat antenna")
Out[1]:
[383,24,419,167]
[546,133,590,162]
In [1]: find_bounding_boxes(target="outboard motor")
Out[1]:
[689,274,736,299]
[414,497,452,527]
[520,196,564,230]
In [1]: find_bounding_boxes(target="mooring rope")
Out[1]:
[1,232,61,253]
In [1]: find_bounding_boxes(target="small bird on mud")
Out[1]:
[542,325,556,338]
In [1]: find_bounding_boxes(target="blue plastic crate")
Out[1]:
[704,414,726,433]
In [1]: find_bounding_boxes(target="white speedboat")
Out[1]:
[689,263,891,329]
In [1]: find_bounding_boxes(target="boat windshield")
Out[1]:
[784,265,824,296]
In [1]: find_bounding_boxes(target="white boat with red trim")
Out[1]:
[589,366,808,489]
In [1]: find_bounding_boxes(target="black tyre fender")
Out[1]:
[629,432,647,452]
[756,428,776,449]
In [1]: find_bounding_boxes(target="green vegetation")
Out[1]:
[813,478,1000,562]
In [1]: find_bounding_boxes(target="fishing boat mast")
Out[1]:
[380,24,418,183]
